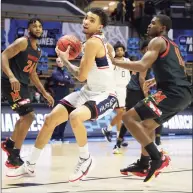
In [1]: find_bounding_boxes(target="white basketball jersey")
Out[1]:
[114,58,131,88]
[82,34,115,93]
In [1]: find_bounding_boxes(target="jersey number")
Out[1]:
[170,41,184,67]
[23,60,36,73]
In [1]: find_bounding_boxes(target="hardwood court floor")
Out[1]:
[1,136,192,193]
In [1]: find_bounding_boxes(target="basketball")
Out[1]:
[57,35,82,60]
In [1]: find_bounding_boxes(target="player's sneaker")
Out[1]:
[1,138,14,156]
[144,153,171,182]
[121,139,128,147]
[5,153,24,169]
[102,127,112,142]
[69,155,94,182]
[120,159,149,177]
[6,161,36,178]
[113,145,122,154]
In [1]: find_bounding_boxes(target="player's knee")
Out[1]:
[44,114,57,129]
[20,111,35,122]
[122,112,134,125]
[69,111,81,125]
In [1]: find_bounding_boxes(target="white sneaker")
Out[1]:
[6,161,36,178]
[69,155,94,182]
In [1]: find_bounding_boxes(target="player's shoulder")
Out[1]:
[149,36,165,45]
[14,36,28,44]
[148,37,165,51]
[88,36,103,45]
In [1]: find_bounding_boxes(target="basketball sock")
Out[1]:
[155,125,162,135]
[28,147,42,165]
[118,124,127,139]
[116,131,120,138]
[79,143,90,159]
[6,138,15,148]
[144,142,161,160]
[140,154,150,166]
[106,125,112,132]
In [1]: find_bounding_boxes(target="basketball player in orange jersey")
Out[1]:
[8,8,118,182]
[1,18,54,169]
[102,42,130,146]
[111,15,192,182]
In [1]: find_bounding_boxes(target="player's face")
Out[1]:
[28,21,43,39]
[56,58,64,68]
[82,12,103,35]
[115,47,125,57]
[147,17,163,37]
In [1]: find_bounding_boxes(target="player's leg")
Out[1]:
[122,89,181,182]
[68,105,93,182]
[102,107,124,142]
[155,125,163,145]
[69,93,118,182]
[120,120,158,177]
[102,88,126,143]
[1,80,35,168]
[113,108,125,136]
[5,91,79,178]
[113,89,144,153]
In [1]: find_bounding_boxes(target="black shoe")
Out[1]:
[121,139,128,147]
[5,149,24,169]
[1,138,14,156]
[144,154,171,182]
[155,137,161,146]
[120,159,149,177]
[102,127,112,142]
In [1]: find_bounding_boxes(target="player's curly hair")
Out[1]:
[28,18,43,28]
[114,42,126,52]
[89,8,109,27]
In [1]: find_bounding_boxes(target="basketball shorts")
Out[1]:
[59,88,118,120]
[115,87,127,108]
[125,88,145,111]
[134,86,192,125]
[1,78,33,116]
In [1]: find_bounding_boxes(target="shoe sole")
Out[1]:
[69,158,95,183]
[5,161,20,169]
[144,156,171,182]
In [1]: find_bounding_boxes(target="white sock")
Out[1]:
[28,147,42,165]
[79,143,90,159]
[117,131,120,138]
[9,137,14,142]
[107,125,112,132]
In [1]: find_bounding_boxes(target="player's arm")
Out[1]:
[1,37,28,79]
[29,64,47,95]
[139,70,148,97]
[29,65,54,106]
[59,38,99,82]
[113,37,163,72]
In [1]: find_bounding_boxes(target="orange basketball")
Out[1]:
[57,35,82,60]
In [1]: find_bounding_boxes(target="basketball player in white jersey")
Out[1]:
[102,43,130,144]
[6,8,118,182]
